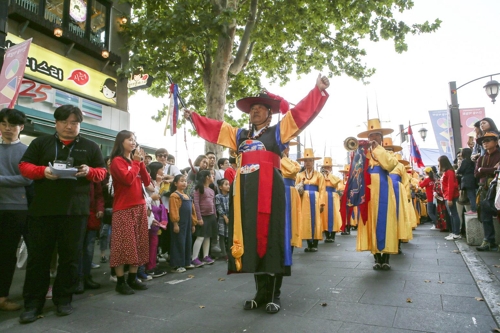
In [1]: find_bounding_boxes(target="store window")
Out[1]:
[90,0,107,48]
[44,0,63,25]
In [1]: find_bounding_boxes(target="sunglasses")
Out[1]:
[156,154,168,158]
[482,138,496,143]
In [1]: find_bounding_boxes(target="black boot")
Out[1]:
[305,240,313,252]
[74,276,84,294]
[265,275,281,314]
[331,232,336,241]
[311,240,318,252]
[381,254,391,270]
[341,225,350,235]
[244,274,268,310]
[398,240,402,255]
[84,275,101,289]
[325,232,334,243]
[373,253,382,270]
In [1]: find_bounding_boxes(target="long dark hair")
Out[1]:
[461,147,472,160]
[425,169,435,181]
[195,170,211,195]
[147,162,164,180]
[481,117,499,134]
[111,130,135,161]
[166,174,185,197]
[438,155,453,173]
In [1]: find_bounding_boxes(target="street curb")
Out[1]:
[456,240,500,326]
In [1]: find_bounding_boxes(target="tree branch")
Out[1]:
[229,0,258,75]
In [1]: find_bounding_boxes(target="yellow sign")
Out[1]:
[6,34,117,106]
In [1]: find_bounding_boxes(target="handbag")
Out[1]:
[458,189,469,205]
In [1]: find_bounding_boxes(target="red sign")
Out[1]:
[459,107,485,148]
[68,69,90,86]
[0,38,32,108]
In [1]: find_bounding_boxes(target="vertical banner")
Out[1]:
[459,107,485,148]
[428,110,454,162]
[0,38,32,108]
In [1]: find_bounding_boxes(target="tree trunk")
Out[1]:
[204,15,236,158]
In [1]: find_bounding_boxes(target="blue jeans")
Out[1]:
[426,202,437,224]
[99,224,111,253]
[78,230,97,277]
[446,198,461,235]
[465,188,477,212]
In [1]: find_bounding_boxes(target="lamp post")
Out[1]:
[449,73,500,156]
[396,123,428,145]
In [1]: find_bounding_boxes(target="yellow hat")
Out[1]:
[297,148,321,161]
[394,153,409,166]
[424,166,432,173]
[382,137,402,152]
[321,157,333,167]
[357,118,394,139]
[339,164,350,173]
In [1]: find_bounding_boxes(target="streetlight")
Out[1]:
[449,72,500,156]
[396,123,428,144]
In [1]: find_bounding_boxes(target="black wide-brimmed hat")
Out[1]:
[236,93,281,114]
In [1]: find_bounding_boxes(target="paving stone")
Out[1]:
[291,284,366,303]
[409,263,470,274]
[245,313,343,333]
[439,273,475,284]
[308,260,361,269]
[336,276,405,292]
[438,258,466,266]
[339,321,423,333]
[403,280,481,298]
[442,295,493,316]
[393,307,497,332]
[359,289,442,310]
[305,300,397,327]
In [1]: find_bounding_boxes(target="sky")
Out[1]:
[128,0,500,171]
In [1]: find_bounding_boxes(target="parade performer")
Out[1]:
[355,119,399,270]
[383,138,414,254]
[320,157,342,243]
[281,142,302,250]
[296,149,325,252]
[183,75,330,314]
[338,164,355,235]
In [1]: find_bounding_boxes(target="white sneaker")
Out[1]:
[430,225,436,230]
[184,264,195,269]
[453,234,462,240]
[444,234,455,240]
[174,267,186,273]
[109,275,117,283]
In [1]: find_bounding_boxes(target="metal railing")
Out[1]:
[15,0,39,14]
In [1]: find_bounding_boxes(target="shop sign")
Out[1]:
[6,34,117,106]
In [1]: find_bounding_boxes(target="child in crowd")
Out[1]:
[215,179,230,261]
[168,175,198,272]
[145,162,168,278]
[192,170,217,266]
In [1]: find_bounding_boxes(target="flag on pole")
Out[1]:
[408,124,425,168]
[0,38,32,108]
[167,83,179,136]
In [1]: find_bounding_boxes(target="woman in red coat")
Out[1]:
[438,156,460,240]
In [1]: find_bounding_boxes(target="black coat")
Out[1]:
[456,159,476,190]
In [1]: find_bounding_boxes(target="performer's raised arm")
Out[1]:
[279,74,330,143]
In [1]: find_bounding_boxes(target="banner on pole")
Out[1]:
[0,38,32,108]
[428,109,454,162]
[459,107,485,148]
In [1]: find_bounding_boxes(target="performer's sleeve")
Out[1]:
[292,160,302,174]
[190,112,239,151]
[319,173,326,206]
[372,146,398,173]
[295,172,303,184]
[168,194,181,223]
[279,86,329,143]
[330,175,341,187]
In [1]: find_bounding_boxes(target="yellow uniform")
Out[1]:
[296,170,325,242]
[281,157,302,247]
[321,174,342,234]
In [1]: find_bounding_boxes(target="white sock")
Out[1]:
[192,237,204,260]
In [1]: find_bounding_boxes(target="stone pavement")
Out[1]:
[1,224,500,333]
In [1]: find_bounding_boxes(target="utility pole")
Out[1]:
[449,81,462,157]
[0,0,8,70]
